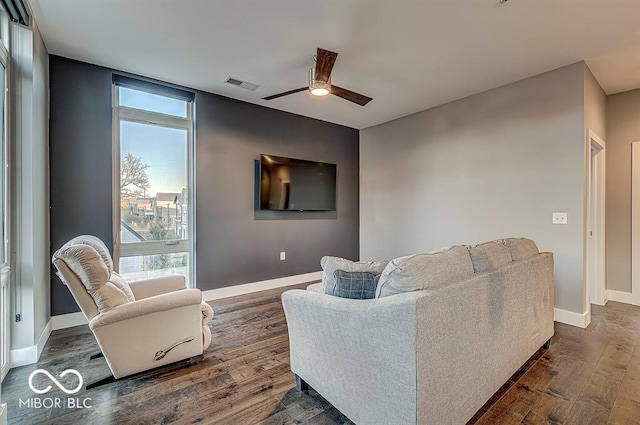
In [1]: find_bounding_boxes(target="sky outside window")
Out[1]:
[119,86,187,117]
[120,121,187,196]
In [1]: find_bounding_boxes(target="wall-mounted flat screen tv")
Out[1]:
[259,154,336,211]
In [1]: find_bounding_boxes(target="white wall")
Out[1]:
[583,65,607,141]
[360,62,587,314]
[606,88,640,293]
[32,21,49,343]
[9,21,50,359]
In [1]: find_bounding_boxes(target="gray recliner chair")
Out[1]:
[52,235,213,388]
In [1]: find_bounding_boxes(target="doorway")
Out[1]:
[586,129,606,309]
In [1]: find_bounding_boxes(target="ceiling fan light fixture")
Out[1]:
[310,84,330,96]
[309,67,331,97]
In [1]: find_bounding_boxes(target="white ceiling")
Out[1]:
[29,0,640,129]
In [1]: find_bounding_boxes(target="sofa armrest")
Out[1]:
[281,289,427,425]
[89,288,202,329]
[128,275,187,300]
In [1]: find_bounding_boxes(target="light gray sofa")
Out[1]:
[282,239,554,425]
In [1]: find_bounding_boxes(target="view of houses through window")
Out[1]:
[114,85,193,285]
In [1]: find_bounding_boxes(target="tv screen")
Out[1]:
[259,154,337,211]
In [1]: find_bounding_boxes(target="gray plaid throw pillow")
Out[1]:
[333,270,380,299]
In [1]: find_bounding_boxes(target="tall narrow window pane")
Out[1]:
[0,62,5,264]
[114,82,193,286]
[120,121,188,243]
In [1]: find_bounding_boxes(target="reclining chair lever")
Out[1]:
[154,337,195,361]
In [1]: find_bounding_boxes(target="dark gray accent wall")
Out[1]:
[49,55,359,315]
[195,91,359,287]
[50,56,114,315]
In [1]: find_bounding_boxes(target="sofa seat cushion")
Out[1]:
[306,282,323,293]
[321,256,388,295]
[333,270,380,299]
[376,245,474,298]
[468,241,512,273]
[504,238,539,261]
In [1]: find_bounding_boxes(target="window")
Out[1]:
[113,80,194,286]
[0,11,9,382]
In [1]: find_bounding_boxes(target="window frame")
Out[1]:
[0,30,9,384]
[112,83,195,286]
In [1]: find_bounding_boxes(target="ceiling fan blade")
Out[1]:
[262,87,308,100]
[330,85,372,106]
[315,48,338,82]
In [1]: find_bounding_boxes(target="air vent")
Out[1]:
[224,77,260,91]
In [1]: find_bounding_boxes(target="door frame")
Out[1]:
[630,142,640,305]
[0,39,9,383]
[586,129,606,308]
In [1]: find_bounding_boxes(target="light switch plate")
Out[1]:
[552,212,568,225]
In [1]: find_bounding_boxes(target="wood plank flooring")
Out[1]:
[2,285,639,424]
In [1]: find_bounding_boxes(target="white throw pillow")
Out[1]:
[320,256,388,296]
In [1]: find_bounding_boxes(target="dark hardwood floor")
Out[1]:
[2,285,639,424]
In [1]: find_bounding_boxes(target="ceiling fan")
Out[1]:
[262,48,372,106]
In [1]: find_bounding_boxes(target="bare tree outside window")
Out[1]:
[121,153,150,197]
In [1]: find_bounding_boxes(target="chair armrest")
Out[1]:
[89,288,202,329]
[128,275,186,299]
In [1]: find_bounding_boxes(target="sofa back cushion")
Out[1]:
[333,270,380,299]
[376,245,474,298]
[468,241,512,273]
[321,256,388,295]
[504,238,539,261]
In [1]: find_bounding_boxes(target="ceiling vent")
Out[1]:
[224,77,260,91]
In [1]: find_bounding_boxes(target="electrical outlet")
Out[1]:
[280,251,286,261]
[552,213,568,225]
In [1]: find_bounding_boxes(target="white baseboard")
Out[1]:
[51,311,88,330]
[9,345,34,368]
[1,361,8,381]
[10,320,52,368]
[554,307,591,328]
[0,403,6,425]
[48,272,323,331]
[36,319,52,359]
[201,271,322,302]
[606,290,639,306]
